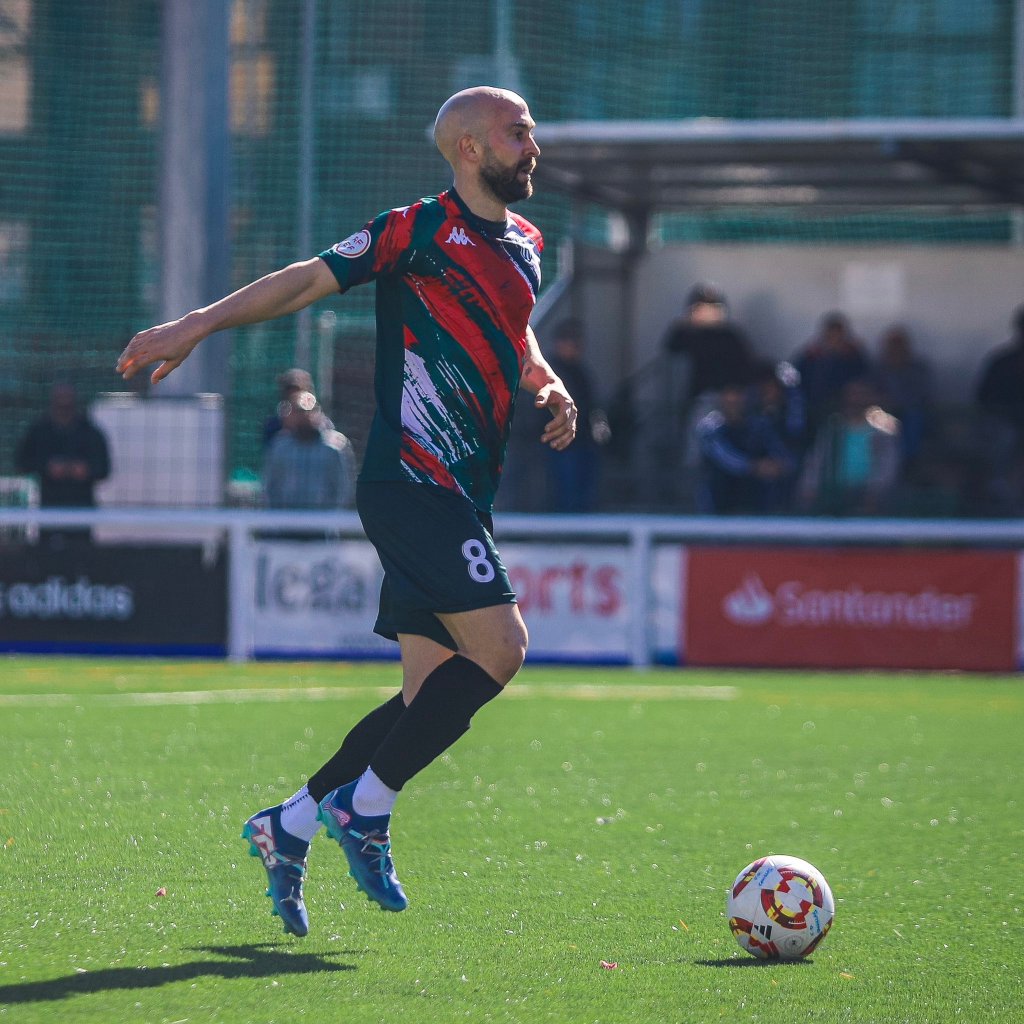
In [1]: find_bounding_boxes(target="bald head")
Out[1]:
[434,87,532,166]
[433,86,539,216]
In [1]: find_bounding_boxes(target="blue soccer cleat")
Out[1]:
[241,805,310,937]
[317,782,408,912]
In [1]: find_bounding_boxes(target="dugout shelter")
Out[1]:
[523,115,1024,512]
[533,116,1024,378]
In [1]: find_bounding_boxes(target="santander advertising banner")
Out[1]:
[684,547,1018,671]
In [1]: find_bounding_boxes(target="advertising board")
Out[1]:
[250,539,392,658]
[0,543,227,654]
[683,547,1017,671]
[502,541,632,662]
[248,539,633,663]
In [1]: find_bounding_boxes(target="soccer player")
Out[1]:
[116,87,577,935]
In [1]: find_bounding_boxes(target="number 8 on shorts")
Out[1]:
[462,539,496,582]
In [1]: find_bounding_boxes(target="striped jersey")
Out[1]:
[319,189,543,512]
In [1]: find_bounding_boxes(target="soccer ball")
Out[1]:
[726,855,835,959]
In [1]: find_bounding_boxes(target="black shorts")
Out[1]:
[356,479,516,648]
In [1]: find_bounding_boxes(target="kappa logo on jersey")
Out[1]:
[444,226,476,247]
[333,229,372,258]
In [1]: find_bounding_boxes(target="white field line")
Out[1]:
[0,683,738,709]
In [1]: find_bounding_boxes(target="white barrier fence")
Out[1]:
[2,508,1023,669]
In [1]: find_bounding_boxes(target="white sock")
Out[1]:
[352,768,398,818]
[279,785,322,842]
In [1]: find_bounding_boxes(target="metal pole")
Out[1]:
[1013,2,1024,244]
[294,0,317,373]
[228,519,254,661]
[629,524,653,668]
[158,0,231,396]
[493,0,521,93]
[1015,1,1024,117]
[317,310,336,411]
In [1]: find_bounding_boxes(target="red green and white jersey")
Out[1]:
[319,189,542,513]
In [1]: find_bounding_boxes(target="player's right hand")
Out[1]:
[116,318,203,383]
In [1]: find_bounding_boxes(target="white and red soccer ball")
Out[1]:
[727,855,835,959]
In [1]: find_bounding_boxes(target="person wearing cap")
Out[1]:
[262,390,356,509]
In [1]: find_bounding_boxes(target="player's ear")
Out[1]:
[458,133,480,163]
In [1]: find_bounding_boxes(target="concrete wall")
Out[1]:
[573,243,1024,406]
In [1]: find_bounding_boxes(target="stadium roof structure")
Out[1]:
[532,118,1024,221]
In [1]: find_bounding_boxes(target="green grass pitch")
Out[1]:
[0,658,1021,1023]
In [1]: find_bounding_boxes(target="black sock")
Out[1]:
[306,692,406,802]
[370,655,503,792]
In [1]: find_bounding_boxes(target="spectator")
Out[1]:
[798,377,901,516]
[263,391,356,509]
[15,382,110,547]
[540,318,608,512]
[750,359,807,456]
[263,368,333,448]
[694,383,796,514]
[974,304,1024,513]
[663,284,758,501]
[663,283,756,403]
[793,311,870,439]
[873,324,932,467]
[749,359,807,510]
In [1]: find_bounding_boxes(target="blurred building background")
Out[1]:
[1,0,1023,515]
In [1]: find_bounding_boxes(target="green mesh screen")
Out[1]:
[0,0,1018,500]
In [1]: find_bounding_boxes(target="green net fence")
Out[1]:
[0,0,1020,510]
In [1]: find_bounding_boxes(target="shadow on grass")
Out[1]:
[0,943,357,1005]
[695,957,814,968]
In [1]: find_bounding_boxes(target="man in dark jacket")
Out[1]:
[16,382,110,545]
[695,383,795,514]
[663,284,756,402]
[975,305,1024,512]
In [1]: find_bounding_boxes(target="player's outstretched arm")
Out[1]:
[116,257,339,383]
[520,326,578,451]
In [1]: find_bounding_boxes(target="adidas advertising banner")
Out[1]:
[0,544,227,655]
[682,547,1018,672]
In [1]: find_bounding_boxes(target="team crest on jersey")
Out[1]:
[333,229,371,258]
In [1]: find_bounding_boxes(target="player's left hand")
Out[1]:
[535,384,577,450]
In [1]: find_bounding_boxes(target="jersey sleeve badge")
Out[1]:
[332,229,372,258]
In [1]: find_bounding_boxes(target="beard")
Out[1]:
[480,154,534,205]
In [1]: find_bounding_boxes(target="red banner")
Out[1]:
[684,547,1017,671]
